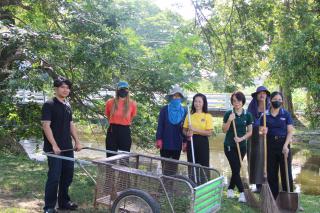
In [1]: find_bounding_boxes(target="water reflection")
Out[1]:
[19,133,320,195]
[19,139,46,161]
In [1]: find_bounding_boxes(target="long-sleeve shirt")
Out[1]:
[156,105,186,151]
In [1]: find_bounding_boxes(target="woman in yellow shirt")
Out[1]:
[183,93,213,169]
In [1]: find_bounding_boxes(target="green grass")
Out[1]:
[0,151,319,212]
[0,151,107,212]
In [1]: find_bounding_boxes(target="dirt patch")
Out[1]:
[0,193,43,212]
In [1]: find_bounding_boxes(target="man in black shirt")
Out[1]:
[42,77,82,213]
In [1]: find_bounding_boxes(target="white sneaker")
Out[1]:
[238,192,246,203]
[227,189,234,198]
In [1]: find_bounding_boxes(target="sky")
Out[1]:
[151,0,195,20]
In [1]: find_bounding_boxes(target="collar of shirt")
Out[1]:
[266,108,284,116]
[233,108,246,117]
[54,97,70,107]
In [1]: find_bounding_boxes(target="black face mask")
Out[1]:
[117,89,128,98]
[271,101,282,109]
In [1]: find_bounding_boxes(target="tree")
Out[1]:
[0,0,205,148]
[192,0,319,127]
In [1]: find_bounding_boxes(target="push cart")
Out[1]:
[44,147,224,213]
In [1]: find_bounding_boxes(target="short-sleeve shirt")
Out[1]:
[260,108,293,136]
[223,109,253,148]
[183,112,213,135]
[105,98,137,126]
[41,97,73,152]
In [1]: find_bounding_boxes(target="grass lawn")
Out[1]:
[0,151,319,212]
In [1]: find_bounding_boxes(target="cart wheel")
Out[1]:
[111,189,160,213]
[170,174,197,188]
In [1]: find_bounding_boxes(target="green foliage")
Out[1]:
[268,0,320,126]
[0,0,205,146]
[194,0,319,126]
[0,102,42,140]
[1,0,319,146]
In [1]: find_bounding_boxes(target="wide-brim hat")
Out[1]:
[251,86,270,97]
[165,85,185,100]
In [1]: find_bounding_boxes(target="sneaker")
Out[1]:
[58,201,78,211]
[238,192,246,203]
[227,189,234,198]
[43,209,57,213]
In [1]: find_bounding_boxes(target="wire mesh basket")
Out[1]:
[92,152,223,213]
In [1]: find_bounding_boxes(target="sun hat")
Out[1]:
[251,86,270,97]
[165,85,185,100]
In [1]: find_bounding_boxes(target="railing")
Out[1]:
[14,90,252,112]
[11,90,306,117]
[14,89,47,104]
[187,93,252,112]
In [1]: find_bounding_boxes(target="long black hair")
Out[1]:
[191,93,208,113]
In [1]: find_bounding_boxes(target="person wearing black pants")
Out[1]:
[106,124,132,157]
[186,135,210,184]
[42,77,82,213]
[155,85,186,176]
[186,135,209,167]
[224,145,246,193]
[260,91,294,199]
[183,93,213,184]
[267,137,294,198]
[104,81,137,157]
[45,151,74,210]
[247,86,271,192]
[222,91,253,203]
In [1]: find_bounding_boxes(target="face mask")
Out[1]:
[271,101,282,109]
[117,89,128,98]
[170,98,182,106]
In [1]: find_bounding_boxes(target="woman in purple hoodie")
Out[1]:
[247,86,270,192]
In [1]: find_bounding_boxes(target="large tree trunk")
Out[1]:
[280,85,294,114]
[0,136,27,155]
[280,84,304,127]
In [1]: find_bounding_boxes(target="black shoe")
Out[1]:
[44,208,57,213]
[253,188,261,193]
[58,201,78,211]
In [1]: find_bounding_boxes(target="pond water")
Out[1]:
[20,132,320,195]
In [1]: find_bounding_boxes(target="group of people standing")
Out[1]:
[41,77,294,213]
[224,86,294,203]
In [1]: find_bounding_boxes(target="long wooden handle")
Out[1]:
[232,120,243,167]
[284,155,290,192]
[263,98,267,178]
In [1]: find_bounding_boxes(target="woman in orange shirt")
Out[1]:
[105,81,137,157]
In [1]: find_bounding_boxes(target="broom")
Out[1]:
[232,120,260,208]
[260,99,280,213]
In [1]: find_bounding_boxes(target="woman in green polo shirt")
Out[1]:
[222,91,253,203]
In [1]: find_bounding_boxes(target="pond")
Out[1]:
[20,132,320,195]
